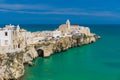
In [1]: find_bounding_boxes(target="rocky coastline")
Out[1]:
[0,33,100,80]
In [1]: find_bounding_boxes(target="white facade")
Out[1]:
[33,37,45,43]
[0,24,33,53]
[52,30,62,38]
[42,31,53,38]
[0,28,13,46]
[79,26,91,35]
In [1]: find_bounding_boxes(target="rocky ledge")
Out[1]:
[35,34,100,57]
[0,34,100,80]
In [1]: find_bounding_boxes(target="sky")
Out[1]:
[0,0,120,24]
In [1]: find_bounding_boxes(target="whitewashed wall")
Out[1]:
[0,29,12,46]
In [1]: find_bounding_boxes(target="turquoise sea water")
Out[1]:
[18,24,120,80]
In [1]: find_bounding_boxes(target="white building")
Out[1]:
[33,37,45,43]
[0,24,15,52]
[0,24,33,53]
[0,28,12,46]
[52,30,62,38]
[57,19,91,36]
[79,26,91,35]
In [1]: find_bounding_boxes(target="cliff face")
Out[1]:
[0,34,100,80]
[35,34,99,57]
[23,45,38,63]
[0,50,25,80]
[0,46,38,80]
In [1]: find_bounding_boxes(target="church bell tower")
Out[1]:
[66,19,70,30]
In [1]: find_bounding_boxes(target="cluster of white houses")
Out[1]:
[33,20,91,42]
[0,24,32,53]
[0,20,92,53]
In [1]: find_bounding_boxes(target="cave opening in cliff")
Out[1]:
[91,41,94,43]
[37,49,44,57]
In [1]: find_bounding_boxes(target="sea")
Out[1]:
[1,24,120,80]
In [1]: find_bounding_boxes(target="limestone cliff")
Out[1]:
[0,50,25,80]
[35,34,100,57]
[23,45,38,63]
[0,33,100,80]
[0,46,38,80]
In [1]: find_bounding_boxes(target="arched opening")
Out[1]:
[91,41,94,43]
[18,44,20,48]
[37,49,44,57]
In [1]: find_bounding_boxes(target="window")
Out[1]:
[5,40,8,45]
[18,44,20,48]
[5,32,8,36]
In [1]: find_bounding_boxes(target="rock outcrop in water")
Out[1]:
[0,33,100,80]
[35,34,99,57]
[0,50,25,80]
[0,47,38,80]
[0,20,101,80]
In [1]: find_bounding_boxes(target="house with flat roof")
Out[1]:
[0,24,33,53]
